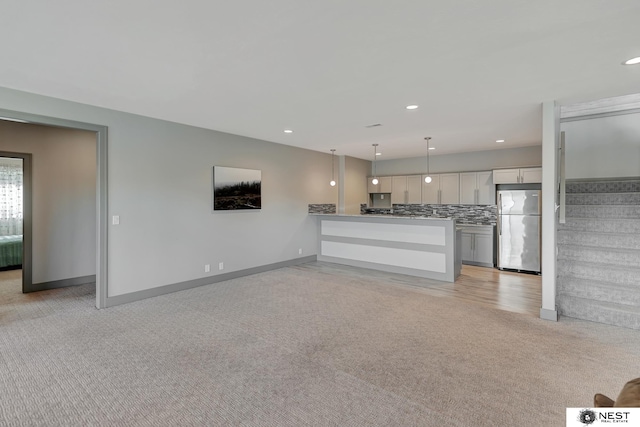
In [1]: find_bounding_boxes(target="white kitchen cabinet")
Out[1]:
[492,167,542,184]
[391,176,407,204]
[422,173,459,204]
[460,225,494,267]
[392,175,423,204]
[367,176,391,193]
[520,167,542,183]
[460,171,495,204]
[407,175,422,203]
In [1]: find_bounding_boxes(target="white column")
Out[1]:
[540,101,559,321]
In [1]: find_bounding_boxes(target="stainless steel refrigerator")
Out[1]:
[497,190,541,273]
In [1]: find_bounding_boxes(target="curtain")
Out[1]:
[0,163,23,236]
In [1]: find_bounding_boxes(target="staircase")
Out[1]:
[557,179,640,330]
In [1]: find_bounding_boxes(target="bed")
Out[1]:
[0,235,22,269]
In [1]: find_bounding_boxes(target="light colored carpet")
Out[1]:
[1,263,639,426]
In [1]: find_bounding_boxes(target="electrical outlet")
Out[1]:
[432,209,437,215]
[298,248,303,255]
[204,264,210,273]
[218,262,224,270]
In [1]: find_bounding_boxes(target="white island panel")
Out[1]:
[321,241,447,273]
[321,220,446,246]
[314,214,461,282]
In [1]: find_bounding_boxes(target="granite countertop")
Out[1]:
[309,213,454,221]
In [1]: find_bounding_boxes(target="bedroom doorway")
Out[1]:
[0,152,32,293]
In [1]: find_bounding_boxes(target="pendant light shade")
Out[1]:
[329,149,336,187]
[371,144,379,185]
[424,137,432,184]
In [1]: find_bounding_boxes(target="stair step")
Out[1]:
[557,276,640,306]
[557,295,640,330]
[566,192,640,205]
[565,204,640,219]
[557,230,640,249]
[557,244,640,266]
[557,259,640,287]
[558,217,640,233]
[566,180,640,194]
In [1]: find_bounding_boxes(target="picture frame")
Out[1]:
[213,166,261,211]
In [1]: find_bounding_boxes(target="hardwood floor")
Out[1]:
[420,265,542,316]
[1,264,542,317]
[298,262,542,317]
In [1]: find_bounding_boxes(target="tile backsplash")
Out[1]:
[308,204,337,214]
[361,203,497,225]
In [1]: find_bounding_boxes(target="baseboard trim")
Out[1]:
[540,307,558,322]
[30,275,96,292]
[104,255,317,308]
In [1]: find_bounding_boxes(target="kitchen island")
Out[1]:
[313,214,461,282]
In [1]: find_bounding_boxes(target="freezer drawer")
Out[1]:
[497,214,540,272]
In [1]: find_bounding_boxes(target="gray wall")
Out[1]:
[374,145,542,176]
[0,121,96,284]
[561,112,640,179]
[0,86,338,298]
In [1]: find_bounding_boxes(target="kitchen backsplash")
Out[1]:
[361,203,497,225]
[308,204,337,214]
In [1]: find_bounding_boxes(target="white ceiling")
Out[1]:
[1,1,639,160]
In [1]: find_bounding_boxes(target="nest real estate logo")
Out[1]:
[566,408,639,426]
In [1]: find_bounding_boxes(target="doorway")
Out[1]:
[0,153,32,293]
[0,110,107,308]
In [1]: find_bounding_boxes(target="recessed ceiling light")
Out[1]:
[428,147,435,150]
[496,139,505,143]
[284,129,293,133]
[623,56,640,65]
[406,105,419,110]
[376,152,382,156]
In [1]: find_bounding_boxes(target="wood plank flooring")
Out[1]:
[1,263,542,317]
[296,262,542,317]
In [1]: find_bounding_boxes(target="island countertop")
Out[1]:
[314,214,461,282]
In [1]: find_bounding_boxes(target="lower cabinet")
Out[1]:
[460,226,494,267]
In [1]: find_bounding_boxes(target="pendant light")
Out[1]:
[329,149,336,187]
[424,137,432,183]
[371,144,379,185]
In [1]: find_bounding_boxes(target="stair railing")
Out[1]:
[558,131,566,224]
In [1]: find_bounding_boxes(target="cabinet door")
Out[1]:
[461,233,474,263]
[421,174,440,204]
[473,233,494,266]
[406,175,422,204]
[379,176,392,193]
[391,176,407,204]
[492,168,520,184]
[367,177,377,193]
[520,167,542,184]
[459,172,478,204]
[476,171,495,204]
[439,173,460,204]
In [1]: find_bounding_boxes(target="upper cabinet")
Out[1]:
[460,171,495,205]
[492,167,542,184]
[367,176,392,193]
[422,173,459,204]
[391,175,422,204]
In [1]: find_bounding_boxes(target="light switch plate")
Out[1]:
[112,215,120,225]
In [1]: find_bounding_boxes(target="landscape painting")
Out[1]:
[213,166,262,211]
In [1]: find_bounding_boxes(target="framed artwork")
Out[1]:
[213,166,261,211]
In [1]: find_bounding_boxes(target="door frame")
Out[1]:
[0,109,108,309]
[0,151,32,291]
